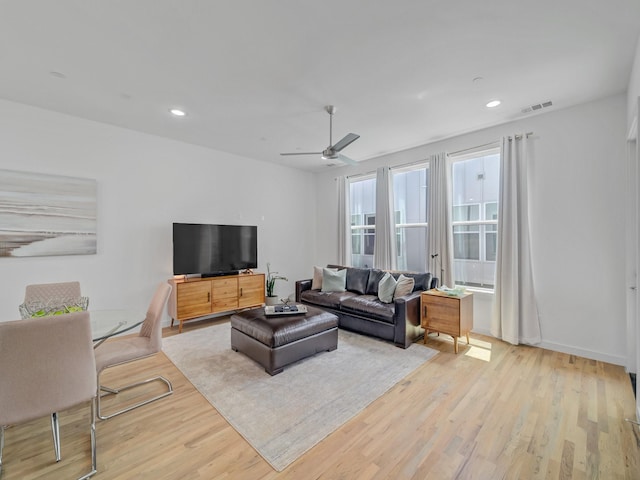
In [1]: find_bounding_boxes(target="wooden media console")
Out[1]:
[167,273,265,333]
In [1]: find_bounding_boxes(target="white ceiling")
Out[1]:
[1,1,639,172]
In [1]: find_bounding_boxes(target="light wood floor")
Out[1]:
[3,317,640,479]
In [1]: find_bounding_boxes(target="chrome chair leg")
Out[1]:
[99,386,119,394]
[77,398,97,480]
[51,412,61,462]
[97,375,173,420]
[0,409,95,479]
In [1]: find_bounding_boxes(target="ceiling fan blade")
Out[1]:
[331,133,360,152]
[280,151,323,156]
[337,153,358,165]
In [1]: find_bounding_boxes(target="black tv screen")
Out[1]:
[173,223,258,276]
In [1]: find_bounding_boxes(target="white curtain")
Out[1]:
[337,175,351,266]
[491,135,541,345]
[373,166,397,270]
[427,152,454,286]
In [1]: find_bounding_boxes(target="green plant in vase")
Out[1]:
[266,262,288,305]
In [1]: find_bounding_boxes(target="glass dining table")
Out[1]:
[90,310,145,347]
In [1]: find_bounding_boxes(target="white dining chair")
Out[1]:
[95,283,173,420]
[20,280,86,462]
[0,311,97,479]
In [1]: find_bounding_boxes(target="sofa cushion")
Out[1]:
[393,274,415,299]
[322,268,347,292]
[392,271,432,292]
[366,269,387,295]
[300,289,357,309]
[340,295,395,324]
[346,267,370,295]
[378,272,397,303]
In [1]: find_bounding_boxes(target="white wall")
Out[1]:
[628,34,640,130]
[314,94,628,365]
[0,99,316,323]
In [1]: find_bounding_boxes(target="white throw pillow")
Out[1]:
[312,266,337,290]
[393,274,415,299]
[378,272,397,303]
[321,268,347,292]
[311,266,323,290]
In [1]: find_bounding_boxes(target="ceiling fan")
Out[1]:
[280,105,360,165]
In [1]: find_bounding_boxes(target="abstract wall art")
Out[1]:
[0,169,97,257]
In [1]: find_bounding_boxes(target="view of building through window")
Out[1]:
[451,149,500,288]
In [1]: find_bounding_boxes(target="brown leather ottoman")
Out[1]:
[230,305,338,375]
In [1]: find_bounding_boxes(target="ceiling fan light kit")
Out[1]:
[281,105,360,165]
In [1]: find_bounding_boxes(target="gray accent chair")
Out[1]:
[0,311,98,479]
[95,282,173,420]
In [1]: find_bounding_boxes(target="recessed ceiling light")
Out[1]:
[169,108,186,117]
[486,100,501,108]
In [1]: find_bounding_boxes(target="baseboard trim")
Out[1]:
[536,340,626,366]
[471,328,626,366]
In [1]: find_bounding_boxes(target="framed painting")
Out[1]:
[0,169,97,257]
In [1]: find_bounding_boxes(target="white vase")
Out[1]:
[265,296,280,306]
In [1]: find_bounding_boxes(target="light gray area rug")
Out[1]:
[162,322,438,471]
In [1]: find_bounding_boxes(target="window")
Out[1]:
[349,175,376,267]
[450,149,500,289]
[392,164,429,271]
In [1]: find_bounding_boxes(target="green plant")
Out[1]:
[266,262,287,297]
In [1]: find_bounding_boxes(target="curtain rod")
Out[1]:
[341,132,535,179]
[509,132,534,140]
[344,158,431,179]
[448,132,534,156]
[345,170,375,180]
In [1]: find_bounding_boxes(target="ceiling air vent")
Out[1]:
[521,100,553,114]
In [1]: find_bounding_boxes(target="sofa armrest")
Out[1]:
[393,291,422,348]
[295,279,312,302]
[395,291,421,320]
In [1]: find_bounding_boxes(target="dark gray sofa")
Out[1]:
[295,266,438,348]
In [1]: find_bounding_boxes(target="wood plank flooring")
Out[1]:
[3,317,639,479]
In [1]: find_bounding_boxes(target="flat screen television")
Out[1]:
[173,223,258,277]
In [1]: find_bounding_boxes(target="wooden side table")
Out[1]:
[421,289,473,354]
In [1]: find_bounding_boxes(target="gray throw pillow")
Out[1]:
[378,272,397,303]
[393,274,415,299]
[321,268,347,292]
